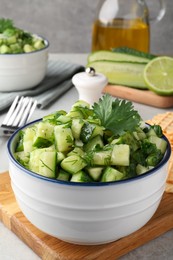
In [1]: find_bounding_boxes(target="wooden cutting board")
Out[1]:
[103,85,173,108]
[0,172,173,260]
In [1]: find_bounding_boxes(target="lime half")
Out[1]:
[144,56,173,96]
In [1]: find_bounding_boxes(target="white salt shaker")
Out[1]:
[72,67,108,105]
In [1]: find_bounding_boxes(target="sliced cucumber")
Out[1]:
[87,60,147,89]
[88,50,152,64]
[112,47,156,60]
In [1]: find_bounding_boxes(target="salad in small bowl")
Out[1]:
[7,94,171,245]
[0,18,49,92]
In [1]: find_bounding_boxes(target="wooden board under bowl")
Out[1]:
[0,172,173,260]
[103,85,173,108]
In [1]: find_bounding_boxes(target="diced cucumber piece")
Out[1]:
[23,127,36,152]
[33,122,54,148]
[33,137,53,148]
[29,148,56,175]
[80,122,103,143]
[133,128,147,140]
[146,128,157,137]
[148,136,167,154]
[136,164,149,175]
[15,131,24,152]
[87,60,147,89]
[56,115,71,124]
[110,138,121,145]
[91,125,104,139]
[67,147,84,157]
[146,152,163,167]
[86,167,103,181]
[148,125,163,138]
[84,135,104,152]
[92,150,112,166]
[74,139,84,147]
[80,122,95,143]
[57,152,65,164]
[57,169,71,181]
[101,167,124,182]
[29,149,44,173]
[111,144,130,166]
[61,155,87,174]
[72,100,90,109]
[43,110,67,123]
[116,132,139,152]
[14,151,30,167]
[54,124,74,152]
[67,100,91,119]
[71,118,84,139]
[70,171,91,182]
[39,151,57,178]
[67,110,83,118]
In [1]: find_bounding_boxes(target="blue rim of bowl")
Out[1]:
[7,119,172,187]
[0,34,49,56]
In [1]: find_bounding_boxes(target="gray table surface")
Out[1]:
[0,54,173,260]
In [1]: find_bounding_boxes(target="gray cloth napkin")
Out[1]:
[0,59,84,111]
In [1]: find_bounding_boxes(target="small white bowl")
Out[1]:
[0,36,49,92]
[7,120,171,245]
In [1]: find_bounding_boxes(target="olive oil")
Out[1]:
[92,18,150,52]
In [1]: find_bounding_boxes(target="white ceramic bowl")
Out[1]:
[0,36,49,92]
[7,120,171,245]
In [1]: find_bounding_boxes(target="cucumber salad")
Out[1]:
[14,94,167,183]
[0,18,46,54]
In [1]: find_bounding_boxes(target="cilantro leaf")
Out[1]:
[0,18,14,33]
[93,94,141,135]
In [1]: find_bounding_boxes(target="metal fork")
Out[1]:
[0,96,37,136]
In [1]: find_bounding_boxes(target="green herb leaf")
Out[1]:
[93,94,141,135]
[0,18,14,33]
